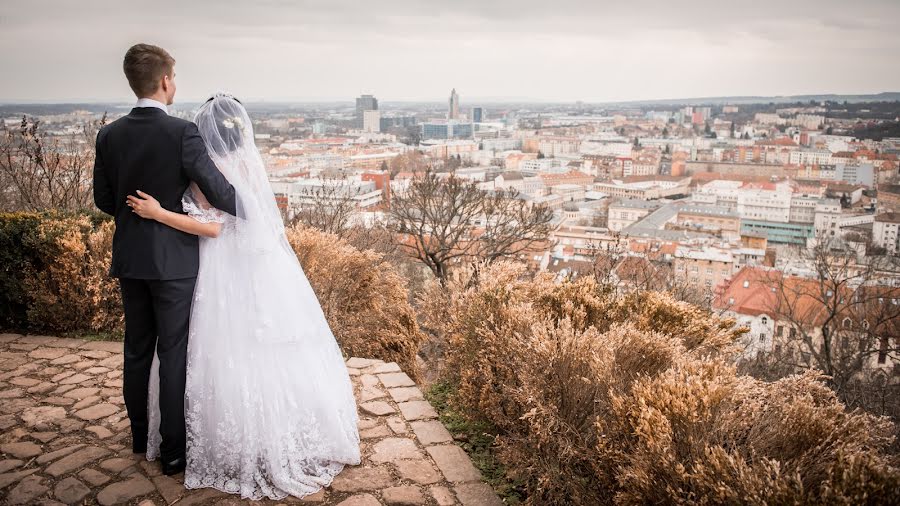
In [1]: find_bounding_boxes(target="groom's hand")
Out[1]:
[127,190,163,220]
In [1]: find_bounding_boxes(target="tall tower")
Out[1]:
[472,107,483,123]
[449,88,459,120]
[355,94,378,128]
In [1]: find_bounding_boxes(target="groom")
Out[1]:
[93,43,236,475]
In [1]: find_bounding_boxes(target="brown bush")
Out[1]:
[286,223,426,379]
[421,260,900,505]
[22,215,122,335]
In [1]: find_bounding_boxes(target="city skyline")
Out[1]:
[2,0,899,103]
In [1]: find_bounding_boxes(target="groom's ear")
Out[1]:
[161,68,177,104]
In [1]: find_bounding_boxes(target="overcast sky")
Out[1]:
[2,0,899,103]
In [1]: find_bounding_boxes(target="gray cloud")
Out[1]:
[1,0,898,103]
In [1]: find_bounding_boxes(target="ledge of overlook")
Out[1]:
[0,333,502,506]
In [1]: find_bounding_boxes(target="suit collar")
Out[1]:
[129,107,168,117]
[135,97,169,113]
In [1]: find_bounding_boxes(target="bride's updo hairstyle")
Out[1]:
[194,92,252,157]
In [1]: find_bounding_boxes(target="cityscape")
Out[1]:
[3,90,900,371]
[2,0,900,503]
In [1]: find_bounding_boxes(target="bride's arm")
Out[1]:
[127,190,222,238]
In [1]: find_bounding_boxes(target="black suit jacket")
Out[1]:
[93,107,237,280]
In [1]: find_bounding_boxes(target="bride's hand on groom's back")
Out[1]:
[127,190,163,220]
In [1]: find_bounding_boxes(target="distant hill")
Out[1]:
[2,92,899,117]
[609,92,900,107]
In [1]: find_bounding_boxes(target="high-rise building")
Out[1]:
[449,88,459,120]
[363,110,381,133]
[355,94,378,128]
[472,107,484,123]
[421,120,473,140]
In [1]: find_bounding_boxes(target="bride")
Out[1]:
[127,93,361,500]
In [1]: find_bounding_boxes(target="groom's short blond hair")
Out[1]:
[123,43,175,98]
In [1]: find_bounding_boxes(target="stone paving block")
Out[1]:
[300,488,326,502]
[426,445,482,483]
[370,362,402,374]
[360,424,392,439]
[370,437,424,463]
[22,406,67,428]
[30,431,58,443]
[74,403,118,421]
[0,333,23,344]
[45,446,109,477]
[378,372,415,388]
[78,468,110,486]
[359,400,395,416]
[100,457,135,473]
[429,485,457,506]
[36,444,85,464]
[54,476,91,504]
[386,416,409,434]
[394,458,442,485]
[63,387,100,400]
[6,474,48,505]
[28,347,68,360]
[0,459,24,473]
[397,401,438,421]
[0,468,39,489]
[359,386,388,402]
[336,493,381,506]
[453,482,503,506]
[359,374,380,388]
[151,474,184,504]
[329,466,393,492]
[20,335,61,346]
[96,474,155,505]
[346,357,383,368]
[410,420,453,445]
[381,484,426,505]
[0,441,42,459]
[80,341,123,353]
[388,386,424,403]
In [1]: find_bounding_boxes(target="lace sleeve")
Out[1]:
[182,182,226,224]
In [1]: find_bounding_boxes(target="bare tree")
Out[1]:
[288,176,361,238]
[585,232,627,288]
[0,114,107,212]
[388,169,554,283]
[766,238,900,391]
[388,151,430,178]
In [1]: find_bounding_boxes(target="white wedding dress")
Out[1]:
[146,94,361,500]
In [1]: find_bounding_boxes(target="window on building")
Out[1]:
[775,325,783,337]
[789,327,797,338]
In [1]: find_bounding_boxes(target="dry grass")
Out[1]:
[420,260,900,505]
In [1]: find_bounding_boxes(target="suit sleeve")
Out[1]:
[181,122,237,216]
[92,129,115,216]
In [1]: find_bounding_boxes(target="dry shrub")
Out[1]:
[423,260,900,505]
[285,223,425,379]
[23,215,122,334]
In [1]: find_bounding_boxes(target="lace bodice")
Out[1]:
[182,182,226,224]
